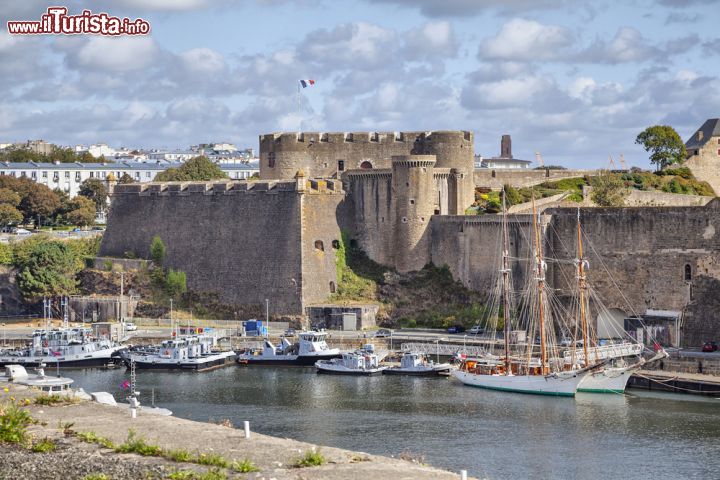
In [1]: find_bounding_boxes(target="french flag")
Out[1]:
[299,79,315,88]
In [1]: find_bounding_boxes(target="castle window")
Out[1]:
[421,217,425,222]
[684,264,692,281]
[360,161,373,169]
[410,199,415,205]
[332,239,340,249]
[338,160,345,171]
[402,217,408,223]
[268,152,276,168]
[491,170,496,178]
[314,240,324,252]
[329,281,336,293]
[717,149,720,156]
[434,209,440,214]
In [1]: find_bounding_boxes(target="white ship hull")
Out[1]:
[0,346,125,368]
[577,362,643,393]
[315,362,388,375]
[452,370,586,397]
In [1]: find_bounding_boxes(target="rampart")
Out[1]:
[473,168,595,189]
[430,200,720,346]
[99,180,346,316]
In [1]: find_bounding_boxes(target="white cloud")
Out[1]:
[67,36,160,72]
[403,21,458,60]
[576,27,660,63]
[180,48,227,75]
[478,19,575,61]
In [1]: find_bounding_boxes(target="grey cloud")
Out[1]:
[366,0,571,18]
[664,12,700,23]
[702,39,720,55]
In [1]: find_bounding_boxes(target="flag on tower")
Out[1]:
[299,79,315,88]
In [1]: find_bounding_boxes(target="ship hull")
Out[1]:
[577,366,635,394]
[0,348,125,369]
[452,370,585,397]
[123,352,236,372]
[316,366,386,376]
[383,367,451,376]
[237,352,341,366]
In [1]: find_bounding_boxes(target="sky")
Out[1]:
[1,0,719,168]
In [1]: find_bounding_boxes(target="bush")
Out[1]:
[165,269,187,298]
[150,236,166,265]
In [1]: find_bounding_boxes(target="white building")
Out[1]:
[0,161,259,197]
[147,150,196,162]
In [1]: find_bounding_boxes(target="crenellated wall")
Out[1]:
[99,180,345,316]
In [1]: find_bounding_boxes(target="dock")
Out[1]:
[628,370,720,396]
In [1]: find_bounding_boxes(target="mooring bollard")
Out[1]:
[244,421,250,439]
[460,469,467,480]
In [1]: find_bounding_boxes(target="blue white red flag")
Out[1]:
[120,380,130,390]
[299,79,315,88]
[51,350,61,357]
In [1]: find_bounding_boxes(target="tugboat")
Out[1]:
[383,352,452,376]
[315,344,387,375]
[0,328,125,368]
[121,335,236,371]
[237,331,341,366]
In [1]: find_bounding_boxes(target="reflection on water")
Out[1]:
[66,367,720,479]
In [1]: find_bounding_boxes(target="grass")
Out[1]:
[30,437,57,453]
[114,429,163,456]
[82,475,109,480]
[166,448,194,462]
[167,470,226,480]
[230,459,260,473]
[194,452,230,468]
[34,394,80,406]
[75,431,116,449]
[0,400,34,444]
[295,449,325,468]
[330,232,388,302]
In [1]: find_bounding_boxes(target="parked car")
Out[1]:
[374,329,393,338]
[701,341,718,352]
[124,322,138,332]
[468,326,485,335]
[447,325,466,334]
[283,328,296,337]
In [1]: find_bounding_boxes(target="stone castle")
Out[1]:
[100,123,720,346]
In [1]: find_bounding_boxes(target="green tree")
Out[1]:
[19,185,61,226]
[65,196,96,227]
[590,173,628,207]
[154,156,228,182]
[78,178,108,213]
[501,184,523,206]
[118,173,135,184]
[165,268,187,298]
[0,188,21,206]
[15,240,79,301]
[635,125,687,171]
[0,204,23,226]
[150,235,166,265]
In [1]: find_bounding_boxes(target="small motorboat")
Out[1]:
[0,364,90,399]
[383,352,452,376]
[237,331,341,366]
[315,345,387,375]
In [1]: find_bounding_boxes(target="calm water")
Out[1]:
[65,367,720,479]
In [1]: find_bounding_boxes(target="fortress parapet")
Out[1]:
[111,179,343,197]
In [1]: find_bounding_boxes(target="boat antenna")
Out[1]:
[576,207,590,367]
[500,188,512,375]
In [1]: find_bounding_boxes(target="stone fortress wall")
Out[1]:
[100,123,720,344]
[99,178,345,316]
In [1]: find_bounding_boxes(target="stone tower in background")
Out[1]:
[391,155,437,272]
[685,118,720,195]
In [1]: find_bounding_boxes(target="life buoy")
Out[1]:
[43,341,48,347]
[164,349,171,356]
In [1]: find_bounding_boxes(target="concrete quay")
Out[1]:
[628,369,720,396]
[0,386,473,480]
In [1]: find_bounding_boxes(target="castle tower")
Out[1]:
[501,134,512,158]
[391,155,436,272]
[423,131,475,214]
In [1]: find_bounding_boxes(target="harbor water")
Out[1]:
[67,367,720,479]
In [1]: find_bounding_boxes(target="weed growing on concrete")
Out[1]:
[115,429,163,456]
[295,449,325,467]
[0,400,33,444]
[75,431,116,449]
[194,452,230,468]
[230,459,260,473]
[30,437,56,453]
[58,421,75,436]
[165,448,194,462]
[81,475,109,480]
[167,470,227,480]
[33,394,80,406]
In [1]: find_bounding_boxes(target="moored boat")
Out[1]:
[0,364,90,398]
[383,352,452,376]
[0,327,124,368]
[315,345,387,375]
[237,331,341,366]
[121,335,235,371]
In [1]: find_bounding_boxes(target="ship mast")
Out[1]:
[531,194,548,375]
[501,190,511,375]
[576,208,590,367]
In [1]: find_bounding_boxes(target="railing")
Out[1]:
[562,343,644,362]
[400,342,489,357]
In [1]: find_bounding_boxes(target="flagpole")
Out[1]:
[297,82,301,130]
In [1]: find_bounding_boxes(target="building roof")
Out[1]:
[480,157,532,167]
[685,118,720,149]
